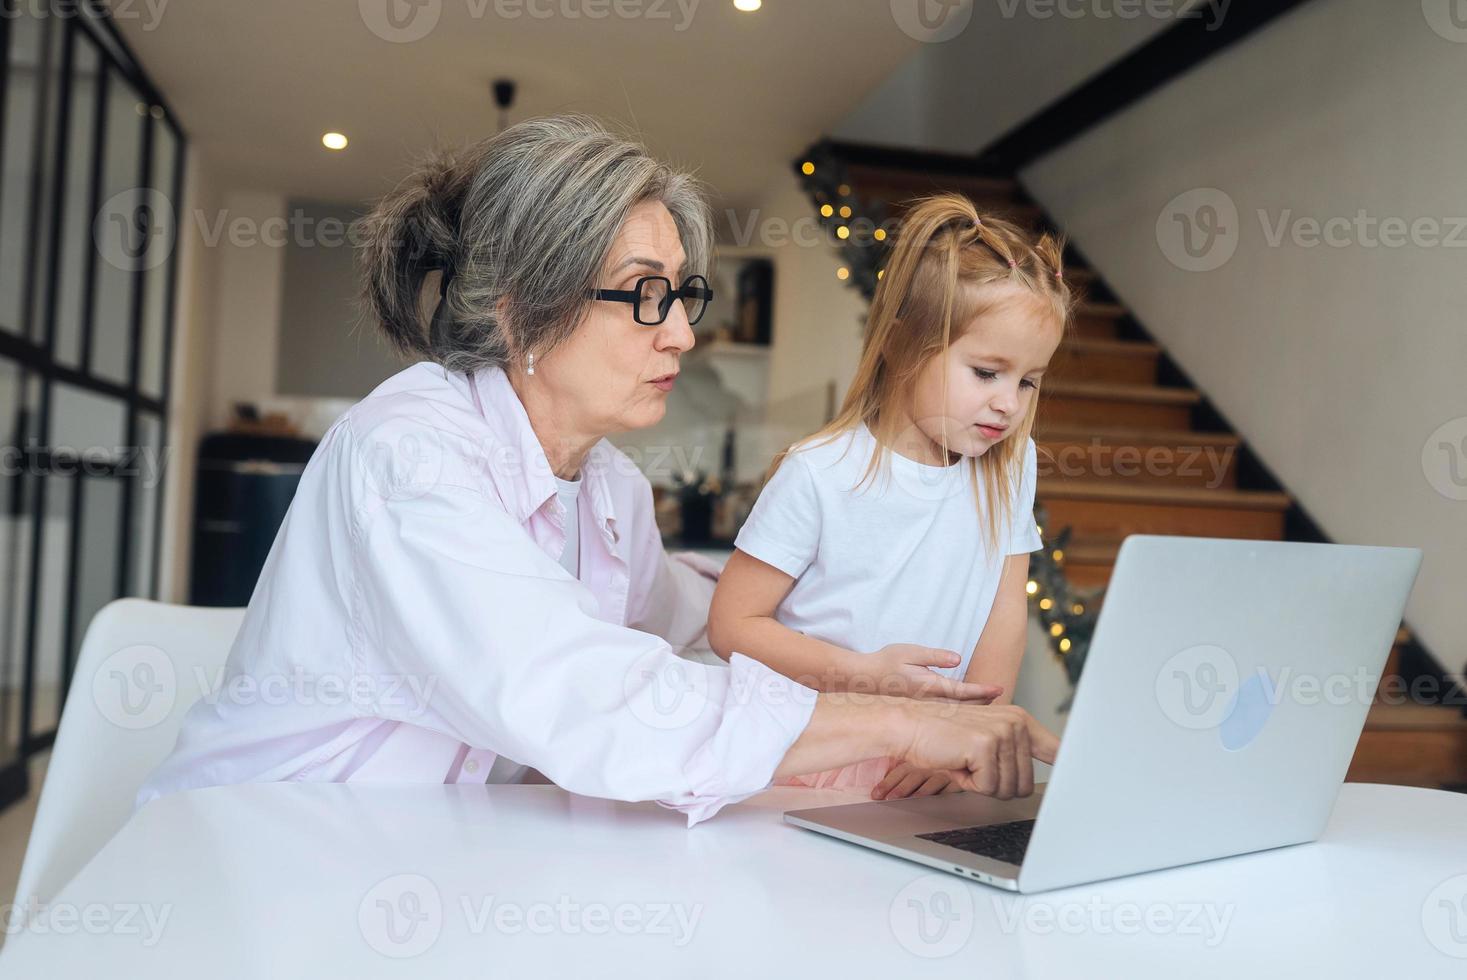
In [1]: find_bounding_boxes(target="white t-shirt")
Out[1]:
[554,473,582,579]
[733,423,1043,680]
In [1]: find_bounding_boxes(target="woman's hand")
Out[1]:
[871,761,964,800]
[895,701,1059,800]
[855,643,1004,703]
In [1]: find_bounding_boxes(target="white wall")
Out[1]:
[1020,0,1467,677]
[833,0,1187,152]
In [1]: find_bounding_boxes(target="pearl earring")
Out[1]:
[527,352,535,376]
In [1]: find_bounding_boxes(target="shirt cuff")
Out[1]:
[732,526,808,579]
[656,653,818,826]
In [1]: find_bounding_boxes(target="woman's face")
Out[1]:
[903,285,1062,465]
[533,200,696,437]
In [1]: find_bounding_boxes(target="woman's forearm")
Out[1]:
[773,693,911,778]
[714,614,866,693]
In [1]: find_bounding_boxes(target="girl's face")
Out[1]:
[901,285,1063,465]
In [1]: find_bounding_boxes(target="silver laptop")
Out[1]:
[784,535,1422,893]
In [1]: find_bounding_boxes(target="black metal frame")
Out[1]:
[0,0,186,810]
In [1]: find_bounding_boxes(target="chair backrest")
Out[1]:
[12,598,245,906]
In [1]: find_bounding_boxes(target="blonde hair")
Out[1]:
[768,193,1076,552]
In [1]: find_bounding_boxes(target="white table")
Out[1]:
[3,782,1466,977]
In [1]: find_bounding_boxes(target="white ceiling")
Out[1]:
[112,0,923,210]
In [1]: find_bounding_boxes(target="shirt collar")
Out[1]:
[468,364,620,546]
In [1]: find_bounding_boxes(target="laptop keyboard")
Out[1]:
[916,819,1035,866]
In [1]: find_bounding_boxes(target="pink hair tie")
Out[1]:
[1008,259,1017,268]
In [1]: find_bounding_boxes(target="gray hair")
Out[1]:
[357,114,713,374]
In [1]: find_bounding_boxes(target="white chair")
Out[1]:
[11,598,245,906]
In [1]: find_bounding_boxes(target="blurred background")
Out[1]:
[1,0,1465,885]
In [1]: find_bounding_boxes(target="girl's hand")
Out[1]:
[896,701,1059,800]
[855,643,1004,702]
[872,761,965,800]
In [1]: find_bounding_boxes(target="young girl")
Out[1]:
[707,193,1072,800]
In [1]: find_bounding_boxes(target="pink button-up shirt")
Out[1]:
[135,362,817,825]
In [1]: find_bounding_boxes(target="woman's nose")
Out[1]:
[656,302,696,353]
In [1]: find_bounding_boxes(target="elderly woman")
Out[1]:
[136,115,1056,824]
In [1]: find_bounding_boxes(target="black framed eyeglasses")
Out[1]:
[589,274,713,326]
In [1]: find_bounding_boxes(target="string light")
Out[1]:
[1059,638,1072,653]
[876,269,884,279]
[820,204,833,218]
[839,205,852,219]
[836,267,849,280]
[1025,580,1039,595]
[801,161,815,175]
[836,226,850,240]
[873,228,887,242]
[1052,549,1065,563]
[1039,598,1053,610]
[1049,623,1065,637]
[1072,603,1085,615]
[838,183,851,196]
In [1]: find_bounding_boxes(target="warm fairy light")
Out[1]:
[838,183,851,196]
[820,204,833,218]
[1049,623,1065,637]
[734,0,761,10]
[839,205,852,219]
[876,269,884,279]
[1072,603,1085,615]
[836,226,850,240]
[801,161,815,175]
[873,228,887,241]
[322,132,349,150]
[1059,638,1072,653]
[836,267,849,280]
[1039,598,1053,611]
[1025,580,1038,595]
[1053,549,1065,562]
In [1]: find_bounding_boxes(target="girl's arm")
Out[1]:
[962,553,1033,705]
[708,548,1003,701]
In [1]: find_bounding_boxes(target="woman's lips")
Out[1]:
[650,374,677,392]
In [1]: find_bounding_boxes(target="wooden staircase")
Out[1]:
[802,146,1467,790]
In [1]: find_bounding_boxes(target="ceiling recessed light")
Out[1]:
[322,132,349,151]
[734,0,761,11]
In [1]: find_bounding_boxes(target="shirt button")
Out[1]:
[464,759,480,774]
